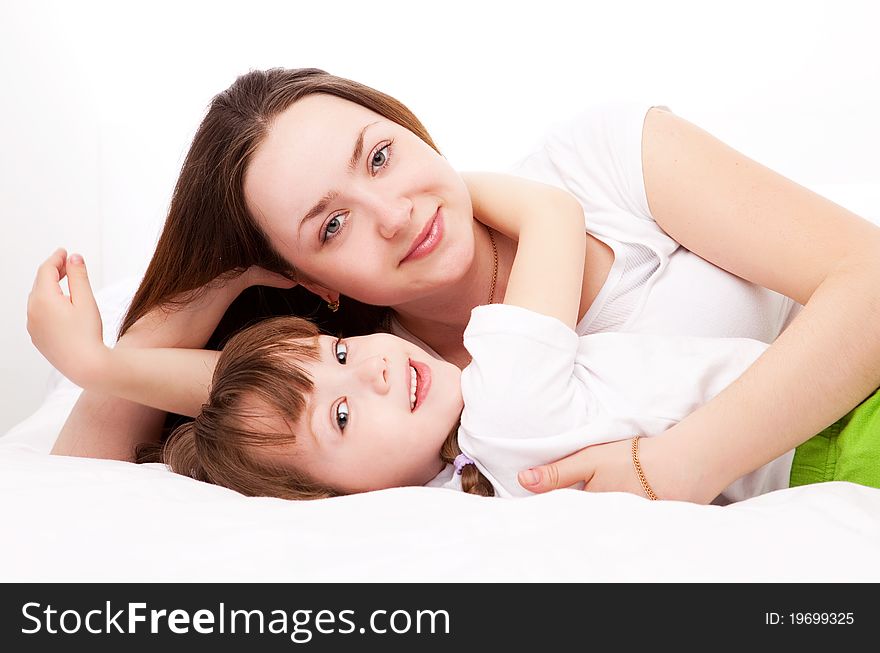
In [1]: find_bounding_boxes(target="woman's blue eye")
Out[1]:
[322,214,347,242]
[334,339,348,364]
[336,400,349,431]
[319,141,392,245]
[371,143,390,172]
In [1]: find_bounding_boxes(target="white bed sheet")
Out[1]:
[3,182,880,582]
[2,441,879,582]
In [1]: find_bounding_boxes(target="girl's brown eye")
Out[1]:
[336,400,349,431]
[334,339,348,364]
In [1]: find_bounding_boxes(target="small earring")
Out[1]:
[327,299,340,313]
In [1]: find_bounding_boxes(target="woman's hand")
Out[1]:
[212,265,297,296]
[27,249,109,388]
[517,435,716,504]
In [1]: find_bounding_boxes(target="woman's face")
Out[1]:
[244,94,476,307]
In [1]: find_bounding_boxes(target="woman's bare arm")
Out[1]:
[521,108,880,502]
[638,108,880,500]
[53,391,168,461]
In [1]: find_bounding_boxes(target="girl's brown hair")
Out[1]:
[139,316,338,500]
[119,67,442,344]
[138,316,494,498]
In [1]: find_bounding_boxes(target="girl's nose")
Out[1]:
[357,355,390,394]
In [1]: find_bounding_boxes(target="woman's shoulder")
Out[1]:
[541,101,669,170]
[537,100,666,143]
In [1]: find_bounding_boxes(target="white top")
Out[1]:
[511,101,803,340]
[427,305,795,502]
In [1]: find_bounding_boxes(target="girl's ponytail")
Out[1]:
[161,422,209,483]
[440,433,494,497]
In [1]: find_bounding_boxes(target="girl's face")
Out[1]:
[259,332,463,493]
[244,94,477,307]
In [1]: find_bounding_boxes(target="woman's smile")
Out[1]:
[244,93,475,308]
[401,208,443,264]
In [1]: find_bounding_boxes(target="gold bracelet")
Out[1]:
[631,436,659,501]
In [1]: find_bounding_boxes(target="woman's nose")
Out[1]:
[357,355,390,394]
[376,199,411,240]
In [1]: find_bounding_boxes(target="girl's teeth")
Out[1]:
[410,366,417,409]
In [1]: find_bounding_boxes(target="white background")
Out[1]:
[2,0,878,434]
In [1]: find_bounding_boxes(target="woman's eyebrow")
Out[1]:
[297,121,381,235]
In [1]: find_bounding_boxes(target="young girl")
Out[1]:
[28,174,880,501]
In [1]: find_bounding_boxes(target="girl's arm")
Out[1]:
[461,172,586,330]
[28,250,293,458]
[521,108,880,502]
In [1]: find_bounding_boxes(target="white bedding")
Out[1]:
[2,441,879,582]
[4,183,880,582]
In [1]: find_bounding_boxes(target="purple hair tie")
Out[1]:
[453,453,475,475]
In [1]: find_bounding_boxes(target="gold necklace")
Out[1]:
[486,225,498,305]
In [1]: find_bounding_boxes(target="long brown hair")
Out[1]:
[138,316,494,498]
[119,67,442,344]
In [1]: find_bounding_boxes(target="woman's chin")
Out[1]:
[358,224,476,307]
[428,240,478,287]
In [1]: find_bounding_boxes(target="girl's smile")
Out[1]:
[258,331,463,495]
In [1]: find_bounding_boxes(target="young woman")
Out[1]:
[49,67,880,504]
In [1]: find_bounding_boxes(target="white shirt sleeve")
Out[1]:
[457,305,595,497]
[460,304,590,442]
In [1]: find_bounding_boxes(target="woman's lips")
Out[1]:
[401,209,443,264]
[408,359,431,411]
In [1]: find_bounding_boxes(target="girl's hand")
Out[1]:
[27,249,109,388]
[517,436,714,504]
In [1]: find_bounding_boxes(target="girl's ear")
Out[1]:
[295,278,339,305]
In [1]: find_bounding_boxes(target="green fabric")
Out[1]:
[790,386,880,489]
